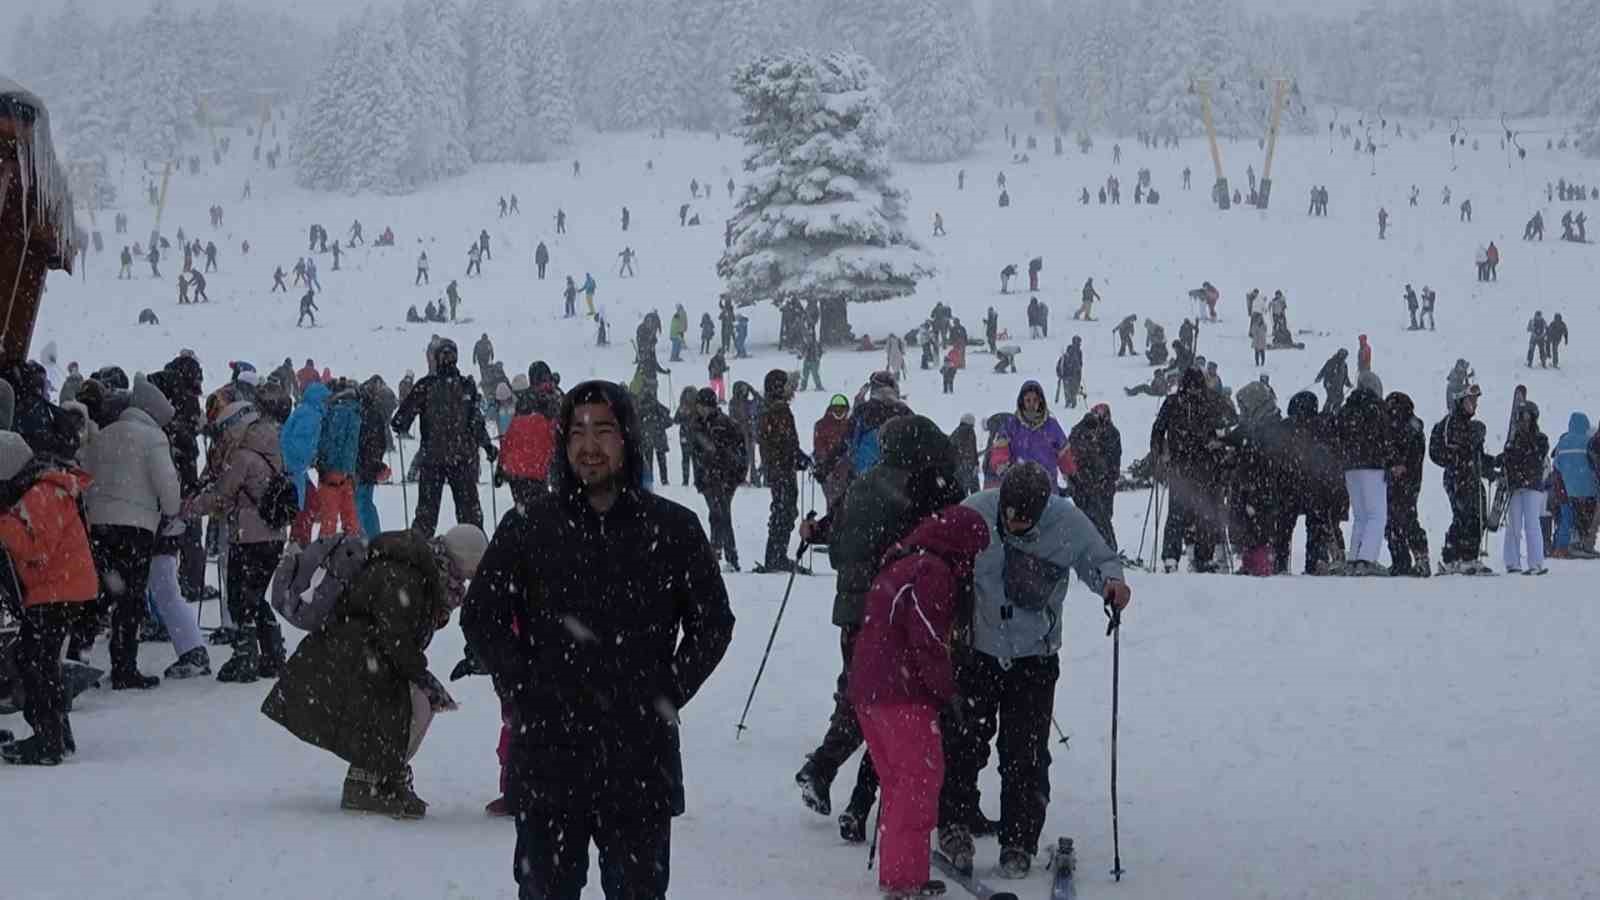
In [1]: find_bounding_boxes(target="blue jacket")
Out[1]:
[316,389,363,476]
[963,490,1122,664]
[1553,412,1595,498]
[582,274,596,295]
[281,382,329,504]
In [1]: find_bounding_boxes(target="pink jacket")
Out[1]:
[847,505,989,708]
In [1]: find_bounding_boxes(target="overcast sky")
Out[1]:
[0,0,1555,50]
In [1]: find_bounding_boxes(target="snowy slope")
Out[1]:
[8,111,1600,899]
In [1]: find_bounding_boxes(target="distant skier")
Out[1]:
[148,244,161,278]
[932,211,945,236]
[188,269,209,303]
[618,246,636,277]
[1527,311,1549,368]
[447,280,462,322]
[1074,277,1100,320]
[498,196,508,218]
[1547,313,1569,368]
[1404,284,1419,330]
[349,220,364,245]
[1315,349,1352,412]
[478,229,491,260]
[1028,256,1043,291]
[1459,199,1472,223]
[467,243,482,277]
[1000,263,1017,294]
[204,240,218,272]
[119,245,133,279]
[177,272,190,305]
[1114,314,1137,357]
[562,276,577,318]
[621,206,630,232]
[330,240,341,271]
[298,290,318,327]
[679,203,690,227]
[1378,207,1388,239]
[1420,287,1437,331]
[416,251,429,285]
[509,194,519,214]
[581,272,597,317]
[534,241,549,280]
[1057,336,1084,407]
[555,208,566,234]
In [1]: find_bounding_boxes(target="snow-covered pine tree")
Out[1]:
[718,51,934,344]
[405,0,472,180]
[341,14,416,192]
[465,0,528,161]
[125,1,192,166]
[884,0,986,161]
[522,10,576,154]
[610,0,683,131]
[291,21,359,191]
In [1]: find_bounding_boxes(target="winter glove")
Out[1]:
[483,444,499,464]
[492,467,506,488]
[417,669,460,712]
[449,651,489,682]
[796,452,812,472]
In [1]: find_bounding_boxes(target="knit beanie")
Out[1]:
[440,525,488,579]
[1000,461,1053,526]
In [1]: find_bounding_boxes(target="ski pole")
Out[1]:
[867,802,883,870]
[1105,602,1125,882]
[397,434,411,527]
[1051,715,1071,747]
[1134,481,1156,566]
[734,542,808,740]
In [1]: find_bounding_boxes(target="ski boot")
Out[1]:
[256,622,288,679]
[794,757,832,816]
[883,881,947,898]
[997,847,1032,879]
[838,788,874,843]
[216,625,260,684]
[1,735,64,766]
[342,765,427,819]
[164,647,212,680]
[936,824,975,875]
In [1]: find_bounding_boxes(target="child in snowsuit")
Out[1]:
[848,502,988,899]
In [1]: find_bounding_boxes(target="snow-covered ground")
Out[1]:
[8,112,1600,898]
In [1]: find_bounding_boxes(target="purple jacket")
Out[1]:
[1003,413,1066,477]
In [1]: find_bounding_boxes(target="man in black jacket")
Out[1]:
[1334,372,1392,575]
[795,415,965,842]
[1384,392,1430,576]
[687,388,744,571]
[1430,385,1498,574]
[461,380,734,900]
[390,339,498,536]
[1067,403,1121,549]
[1150,368,1236,572]
[1271,391,1343,574]
[756,370,807,572]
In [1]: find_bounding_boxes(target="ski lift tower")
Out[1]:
[1191,77,1229,210]
[0,76,76,366]
[1256,76,1293,209]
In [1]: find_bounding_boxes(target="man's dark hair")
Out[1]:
[551,380,646,497]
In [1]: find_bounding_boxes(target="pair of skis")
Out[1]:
[930,837,1077,900]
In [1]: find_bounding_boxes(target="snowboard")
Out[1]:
[1488,385,1527,534]
[930,850,1019,900]
[1266,342,1306,351]
[1050,837,1078,900]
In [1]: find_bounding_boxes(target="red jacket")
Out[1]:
[847,505,989,709]
[813,410,849,463]
[0,468,99,608]
[499,412,556,481]
[296,365,320,393]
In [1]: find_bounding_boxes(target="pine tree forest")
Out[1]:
[6,0,1599,195]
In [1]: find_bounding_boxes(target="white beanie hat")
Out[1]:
[440,525,488,578]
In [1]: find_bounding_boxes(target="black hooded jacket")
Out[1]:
[1384,393,1426,497]
[1334,387,1391,470]
[390,353,494,467]
[460,380,735,817]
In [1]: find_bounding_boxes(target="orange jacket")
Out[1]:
[0,469,99,607]
[499,413,556,481]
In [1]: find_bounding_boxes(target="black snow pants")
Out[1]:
[1441,473,1486,565]
[413,457,483,537]
[765,471,798,568]
[1161,468,1219,569]
[89,525,155,680]
[17,603,85,754]
[1386,486,1429,574]
[940,650,1060,855]
[806,624,880,813]
[702,487,738,568]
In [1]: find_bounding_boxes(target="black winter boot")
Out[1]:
[794,757,833,816]
[216,625,259,684]
[256,622,287,679]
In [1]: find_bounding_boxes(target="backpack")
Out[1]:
[850,419,883,475]
[270,535,369,631]
[243,448,301,530]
